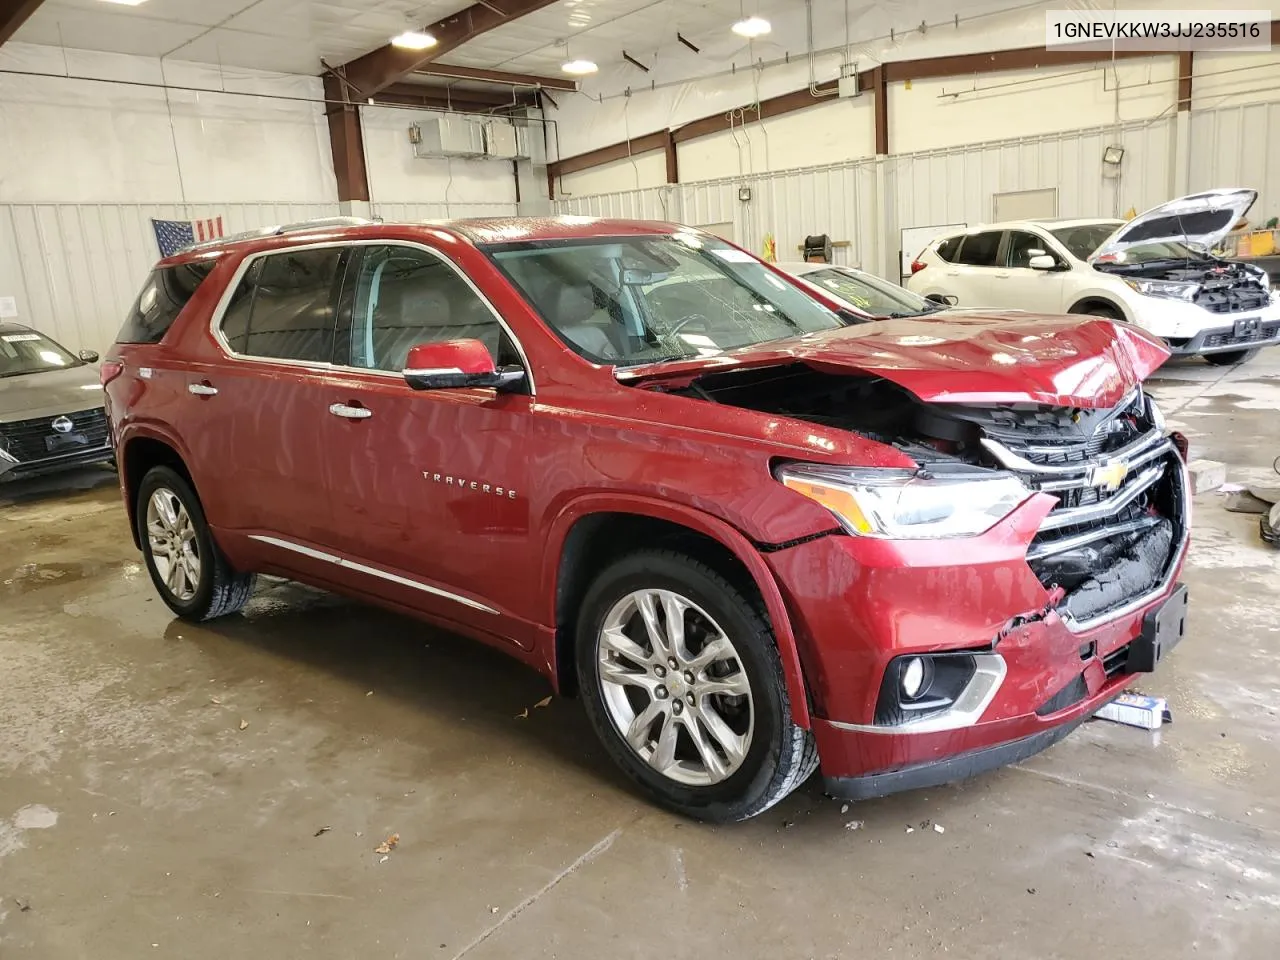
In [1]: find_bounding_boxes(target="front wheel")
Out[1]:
[575,550,817,822]
[1203,348,1259,366]
[136,466,255,620]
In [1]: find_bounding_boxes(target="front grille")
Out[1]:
[0,407,109,463]
[1202,321,1280,349]
[980,392,1187,626]
[1194,284,1271,315]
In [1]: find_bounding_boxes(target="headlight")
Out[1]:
[774,464,1030,539]
[1123,278,1199,301]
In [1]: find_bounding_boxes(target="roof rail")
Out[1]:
[180,216,379,254]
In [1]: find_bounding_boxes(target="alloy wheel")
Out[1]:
[597,588,754,786]
[145,487,201,602]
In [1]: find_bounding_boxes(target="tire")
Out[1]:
[1203,348,1259,366]
[1070,302,1122,321]
[136,466,255,621]
[575,549,817,822]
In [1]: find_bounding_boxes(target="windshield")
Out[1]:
[800,267,941,317]
[0,330,81,379]
[486,234,842,367]
[1050,224,1124,260]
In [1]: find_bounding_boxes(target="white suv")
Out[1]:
[906,188,1279,365]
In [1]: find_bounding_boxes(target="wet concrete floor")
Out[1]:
[2,350,1279,959]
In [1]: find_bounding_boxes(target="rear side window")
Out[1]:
[955,231,1003,267]
[935,236,962,262]
[218,248,348,362]
[117,262,215,343]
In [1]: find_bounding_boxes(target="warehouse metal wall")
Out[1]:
[0,200,521,354]
[553,110,1259,279]
[1188,100,1280,225]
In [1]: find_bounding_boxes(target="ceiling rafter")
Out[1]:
[337,0,563,99]
[0,0,43,47]
[412,62,578,92]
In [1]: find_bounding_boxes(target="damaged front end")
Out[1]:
[663,364,1188,628]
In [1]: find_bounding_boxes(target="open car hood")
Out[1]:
[619,311,1169,408]
[1091,187,1257,259]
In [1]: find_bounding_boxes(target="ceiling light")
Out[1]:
[561,59,598,75]
[731,16,771,39]
[392,31,437,50]
[96,0,150,6]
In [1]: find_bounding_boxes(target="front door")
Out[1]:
[320,243,537,644]
[992,230,1070,312]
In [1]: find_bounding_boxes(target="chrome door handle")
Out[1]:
[329,403,372,420]
[188,383,218,396]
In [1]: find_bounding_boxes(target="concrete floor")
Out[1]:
[2,350,1279,960]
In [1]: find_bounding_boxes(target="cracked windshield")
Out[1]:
[488,233,843,367]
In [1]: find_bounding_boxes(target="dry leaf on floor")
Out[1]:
[314,826,331,837]
[209,697,222,705]
[374,833,400,854]
[534,696,552,709]
[238,719,249,731]
[514,708,529,719]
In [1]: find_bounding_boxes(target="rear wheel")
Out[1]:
[575,550,817,822]
[1204,348,1259,366]
[136,466,255,620]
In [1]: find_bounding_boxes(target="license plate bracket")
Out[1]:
[45,432,89,453]
[1232,316,1260,339]
[1126,584,1189,673]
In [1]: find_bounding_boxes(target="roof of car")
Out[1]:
[159,216,688,266]
[774,261,861,275]
[953,217,1124,233]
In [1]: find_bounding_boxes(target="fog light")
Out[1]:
[901,657,926,700]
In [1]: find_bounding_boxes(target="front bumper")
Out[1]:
[765,488,1188,795]
[1165,318,1280,355]
[0,443,114,481]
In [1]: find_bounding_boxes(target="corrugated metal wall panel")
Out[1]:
[1189,101,1280,224]
[0,202,337,353]
[369,201,519,221]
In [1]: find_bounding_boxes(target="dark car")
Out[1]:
[103,217,1190,822]
[0,322,112,481]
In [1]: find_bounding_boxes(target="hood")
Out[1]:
[0,362,104,422]
[1091,187,1257,260]
[619,311,1169,408]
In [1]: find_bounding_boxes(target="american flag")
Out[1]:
[151,217,224,258]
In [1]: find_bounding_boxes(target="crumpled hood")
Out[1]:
[1092,187,1257,260]
[0,363,104,422]
[620,311,1169,408]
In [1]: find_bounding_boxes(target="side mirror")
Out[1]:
[78,349,100,363]
[1028,255,1058,271]
[402,339,525,391]
[926,293,958,306]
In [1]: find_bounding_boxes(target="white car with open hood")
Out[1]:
[906,188,1280,365]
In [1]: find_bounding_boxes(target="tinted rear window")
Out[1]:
[956,232,1003,266]
[117,262,216,343]
[935,236,962,262]
[218,249,346,363]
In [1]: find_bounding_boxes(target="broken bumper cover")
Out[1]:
[764,492,1188,799]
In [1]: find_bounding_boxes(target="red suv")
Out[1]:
[104,217,1190,822]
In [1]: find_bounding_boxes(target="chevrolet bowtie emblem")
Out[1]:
[1088,460,1129,491]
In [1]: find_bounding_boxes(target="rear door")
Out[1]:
[947,230,1006,306]
[176,245,353,548]
[319,242,537,644]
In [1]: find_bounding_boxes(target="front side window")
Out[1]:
[1006,231,1051,268]
[218,248,347,362]
[0,329,80,379]
[339,245,512,372]
[955,232,1003,267]
[487,234,841,367]
[803,267,941,318]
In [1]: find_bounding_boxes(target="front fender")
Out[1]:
[542,492,813,729]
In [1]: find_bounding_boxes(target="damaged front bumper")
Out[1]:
[764,436,1190,798]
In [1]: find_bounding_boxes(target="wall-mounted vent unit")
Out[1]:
[411,116,487,159]
[409,118,530,161]
[838,61,860,99]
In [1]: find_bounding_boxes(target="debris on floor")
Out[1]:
[313,825,331,837]
[844,820,864,831]
[514,708,529,720]
[933,823,945,834]
[238,719,249,731]
[374,833,400,855]
[14,898,31,913]
[534,696,552,709]
[1094,693,1169,730]
[1186,459,1227,494]
[839,803,849,814]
